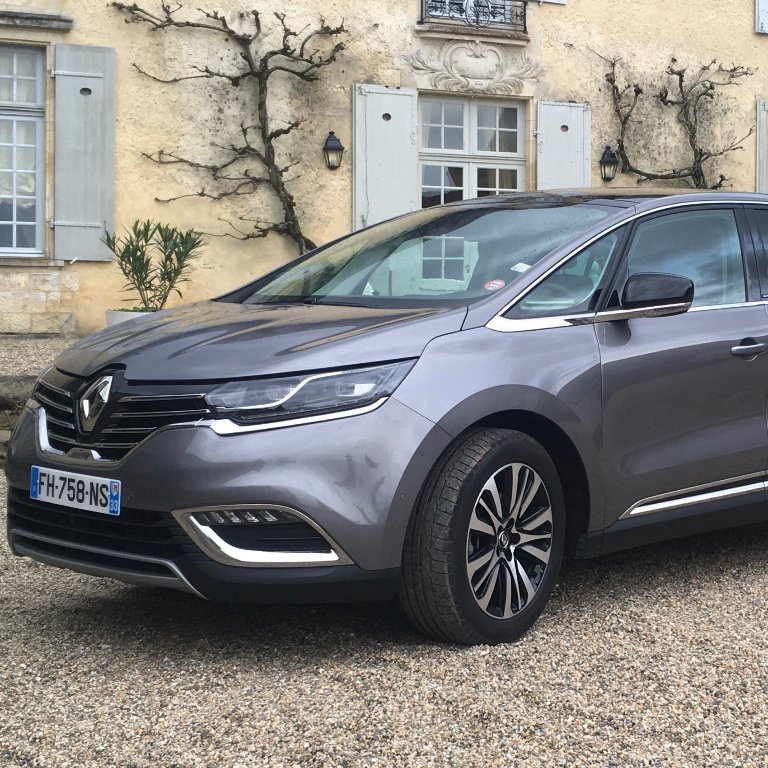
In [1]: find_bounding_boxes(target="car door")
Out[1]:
[597,205,768,527]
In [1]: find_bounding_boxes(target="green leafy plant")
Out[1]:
[103,220,204,311]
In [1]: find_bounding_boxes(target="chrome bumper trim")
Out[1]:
[9,528,207,598]
[172,504,354,568]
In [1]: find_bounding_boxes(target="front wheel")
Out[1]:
[400,428,565,645]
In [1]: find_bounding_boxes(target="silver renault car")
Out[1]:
[7,190,768,645]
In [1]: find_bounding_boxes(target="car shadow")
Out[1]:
[24,520,768,659]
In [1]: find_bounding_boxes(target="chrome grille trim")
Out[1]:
[33,369,215,462]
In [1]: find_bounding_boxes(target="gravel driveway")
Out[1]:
[2,336,768,767]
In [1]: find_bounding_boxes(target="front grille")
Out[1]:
[34,368,214,461]
[7,488,198,560]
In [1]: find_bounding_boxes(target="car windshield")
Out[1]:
[238,202,617,307]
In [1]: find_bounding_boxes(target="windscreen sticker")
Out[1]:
[511,262,532,273]
[484,279,506,291]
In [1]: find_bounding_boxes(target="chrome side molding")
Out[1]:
[620,472,767,519]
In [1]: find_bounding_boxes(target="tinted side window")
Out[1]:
[746,208,768,297]
[625,210,745,307]
[507,230,623,318]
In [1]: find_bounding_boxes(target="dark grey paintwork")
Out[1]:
[8,189,768,598]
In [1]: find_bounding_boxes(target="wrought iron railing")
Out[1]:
[421,0,527,32]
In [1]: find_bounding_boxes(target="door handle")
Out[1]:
[731,340,768,358]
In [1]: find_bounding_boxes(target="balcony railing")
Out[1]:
[421,0,527,32]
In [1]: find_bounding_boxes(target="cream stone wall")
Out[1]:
[0,0,766,334]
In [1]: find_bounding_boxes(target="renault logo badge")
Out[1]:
[79,375,113,433]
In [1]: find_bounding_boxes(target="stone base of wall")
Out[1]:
[0,265,78,334]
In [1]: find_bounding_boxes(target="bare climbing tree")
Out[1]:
[112,2,347,252]
[602,55,753,188]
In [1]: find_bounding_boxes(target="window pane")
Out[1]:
[0,52,11,77]
[444,103,464,126]
[444,189,463,204]
[0,223,12,246]
[0,146,11,169]
[0,120,11,144]
[445,166,463,187]
[477,168,496,188]
[423,126,442,149]
[0,172,12,195]
[499,131,518,153]
[423,238,442,260]
[477,106,496,128]
[16,53,37,78]
[445,259,464,280]
[16,172,35,195]
[422,165,441,186]
[626,210,745,307]
[422,102,442,125]
[477,129,496,152]
[498,169,518,189]
[16,121,35,145]
[16,224,35,248]
[511,231,623,318]
[422,258,441,279]
[16,79,36,103]
[16,199,35,222]
[422,190,442,208]
[0,79,12,101]
[444,127,463,150]
[0,197,12,222]
[499,108,518,130]
[16,146,35,171]
[476,190,494,197]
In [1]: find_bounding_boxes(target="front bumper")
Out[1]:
[5,397,452,601]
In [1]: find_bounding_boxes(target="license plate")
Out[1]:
[30,466,121,516]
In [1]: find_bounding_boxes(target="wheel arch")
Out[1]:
[469,410,593,556]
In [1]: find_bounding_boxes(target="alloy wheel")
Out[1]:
[466,462,553,620]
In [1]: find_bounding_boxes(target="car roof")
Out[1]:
[446,188,768,211]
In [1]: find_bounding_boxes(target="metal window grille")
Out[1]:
[422,0,527,31]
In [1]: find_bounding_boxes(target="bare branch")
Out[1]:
[114,2,346,254]
[601,54,754,188]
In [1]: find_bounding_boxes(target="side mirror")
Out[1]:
[596,272,694,323]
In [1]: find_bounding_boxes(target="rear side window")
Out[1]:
[745,208,768,297]
[624,209,745,307]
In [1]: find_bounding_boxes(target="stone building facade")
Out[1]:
[1,0,767,333]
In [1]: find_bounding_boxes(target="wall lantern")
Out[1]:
[599,145,620,183]
[323,131,345,170]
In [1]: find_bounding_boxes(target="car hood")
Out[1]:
[55,300,468,381]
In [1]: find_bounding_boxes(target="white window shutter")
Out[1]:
[758,0,768,33]
[54,44,116,261]
[536,101,591,190]
[353,84,418,231]
[757,100,768,192]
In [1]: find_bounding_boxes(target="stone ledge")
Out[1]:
[0,9,74,31]
[415,21,529,45]
[0,375,35,410]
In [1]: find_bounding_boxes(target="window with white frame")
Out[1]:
[0,46,44,254]
[417,97,525,289]
[419,97,526,209]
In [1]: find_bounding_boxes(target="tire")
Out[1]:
[400,428,566,645]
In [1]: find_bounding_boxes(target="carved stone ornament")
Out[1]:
[405,41,540,96]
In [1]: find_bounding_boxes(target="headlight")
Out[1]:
[205,360,415,425]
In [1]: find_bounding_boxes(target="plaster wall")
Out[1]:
[0,0,765,334]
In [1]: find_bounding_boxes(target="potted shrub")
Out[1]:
[103,220,204,326]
